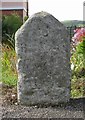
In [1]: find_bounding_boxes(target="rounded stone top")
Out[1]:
[16,11,66,36]
[28,11,63,25]
[15,11,69,48]
[30,11,52,18]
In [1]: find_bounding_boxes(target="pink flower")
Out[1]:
[72,27,85,44]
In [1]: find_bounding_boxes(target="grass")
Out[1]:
[2,45,17,86]
[2,71,17,86]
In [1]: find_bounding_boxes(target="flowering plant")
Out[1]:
[71,27,85,71]
[73,28,85,43]
[71,27,85,98]
[72,27,85,56]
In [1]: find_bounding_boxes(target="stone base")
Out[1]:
[18,87,70,106]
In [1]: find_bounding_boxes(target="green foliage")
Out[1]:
[71,27,85,98]
[2,71,17,86]
[76,39,85,54]
[2,13,22,35]
[2,46,17,86]
[71,51,84,74]
[75,38,85,71]
[71,76,84,98]
[24,16,29,22]
[2,13,23,49]
[71,40,85,98]
[5,33,15,50]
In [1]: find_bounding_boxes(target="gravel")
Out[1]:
[1,98,85,119]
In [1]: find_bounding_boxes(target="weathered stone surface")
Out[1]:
[15,11,71,105]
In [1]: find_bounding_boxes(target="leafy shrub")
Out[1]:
[71,27,85,98]
[24,16,29,22]
[71,27,85,72]
[2,13,23,49]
